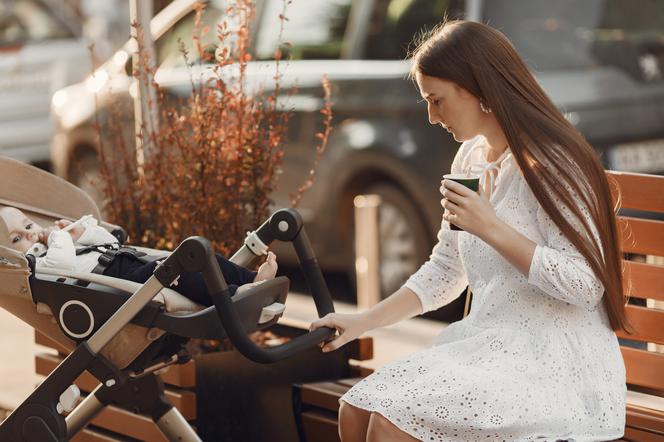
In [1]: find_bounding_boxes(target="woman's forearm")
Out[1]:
[361,219,534,331]
[364,286,424,329]
[482,218,537,276]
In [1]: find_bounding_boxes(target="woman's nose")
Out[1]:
[427,104,441,125]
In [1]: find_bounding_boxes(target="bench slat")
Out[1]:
[346,337,374,361]
[622,347,664,392]
[71,427,127,442]
[618,217,664,256]
[623,425,664,441]
[35,330,72,355]
[300,409,340,442]
[89,404,168,442]
[623,261,664,302]
[608,171,664,213]
[298,381,350,412]
[626,403,664,434]
[336,378,363,389]
[35,331,196,388]
[616,305,664,345]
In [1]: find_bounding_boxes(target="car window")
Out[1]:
[363,0,464,60]
[155,3,227,69]
[254,0,352,60]
[484,0,664,82]
[0,0,72,45]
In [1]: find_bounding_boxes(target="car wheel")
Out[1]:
[356,183,431,299]
[68,150,104,208]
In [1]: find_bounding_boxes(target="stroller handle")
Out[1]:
[155,209,336,364]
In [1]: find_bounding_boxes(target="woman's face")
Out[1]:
[415,72,486,142]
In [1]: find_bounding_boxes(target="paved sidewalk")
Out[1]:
[0,293,447,411]
[0,308,55,410]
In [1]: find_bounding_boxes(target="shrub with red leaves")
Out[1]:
[94,0,332,257]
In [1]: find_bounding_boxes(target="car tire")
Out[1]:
[353,183,431,299]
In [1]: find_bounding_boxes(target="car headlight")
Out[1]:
[51,83,96,130]
[113,50,129,68]
[52,89,68,110]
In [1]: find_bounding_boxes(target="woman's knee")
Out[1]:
[338,402,370,440]
[339,401,370,423]
[367,412,419,442]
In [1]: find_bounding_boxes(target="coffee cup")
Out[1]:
[442,173,480,231]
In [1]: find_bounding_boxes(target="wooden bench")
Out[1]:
[292,171,664,442]
[608,170,664,441]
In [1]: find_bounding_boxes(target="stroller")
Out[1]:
[0,157,336,441]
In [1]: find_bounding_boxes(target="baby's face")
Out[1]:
[0,207,44,254]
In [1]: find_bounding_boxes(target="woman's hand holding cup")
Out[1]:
[441,175,498,238]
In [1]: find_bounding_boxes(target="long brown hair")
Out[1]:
[409,20,628,331]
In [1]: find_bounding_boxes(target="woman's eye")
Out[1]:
[12,235,21,243]
[26,223,33,230]
[432,99,440,105]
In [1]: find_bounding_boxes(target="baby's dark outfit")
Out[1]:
[102,253,257,306]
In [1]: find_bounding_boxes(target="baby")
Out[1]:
[0,206,277,306]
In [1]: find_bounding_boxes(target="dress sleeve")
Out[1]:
[38,230,76,271]
[404,225,468,313]
[402,139,476,313]
[527,192,604,309]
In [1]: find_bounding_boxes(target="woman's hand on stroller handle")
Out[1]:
[309,312,370,353]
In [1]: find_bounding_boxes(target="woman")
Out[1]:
[310,20,627,441]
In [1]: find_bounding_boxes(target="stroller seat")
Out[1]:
[0,157,336,441]
[1,246,203,370]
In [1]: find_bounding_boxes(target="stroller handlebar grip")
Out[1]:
[210,286,336,363]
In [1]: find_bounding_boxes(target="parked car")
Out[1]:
[51,0,664,317]
[0,0,91,164]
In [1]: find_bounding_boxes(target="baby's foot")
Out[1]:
[254,251,277,281]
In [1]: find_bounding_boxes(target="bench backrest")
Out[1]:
[608,170,664,398]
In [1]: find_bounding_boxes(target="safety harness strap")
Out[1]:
[75,244,156,275]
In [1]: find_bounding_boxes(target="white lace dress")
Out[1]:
[340,136,626,441]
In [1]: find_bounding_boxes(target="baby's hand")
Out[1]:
[55,219,85,242]
[54,219,69,229]
[38,226,58,244]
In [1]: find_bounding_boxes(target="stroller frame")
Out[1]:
[0,209,336,441]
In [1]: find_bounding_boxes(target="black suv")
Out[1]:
[51,0,664,308]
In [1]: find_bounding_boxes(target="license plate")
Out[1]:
[608,139,664,173]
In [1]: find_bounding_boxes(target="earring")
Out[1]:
[479,99,492,114]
